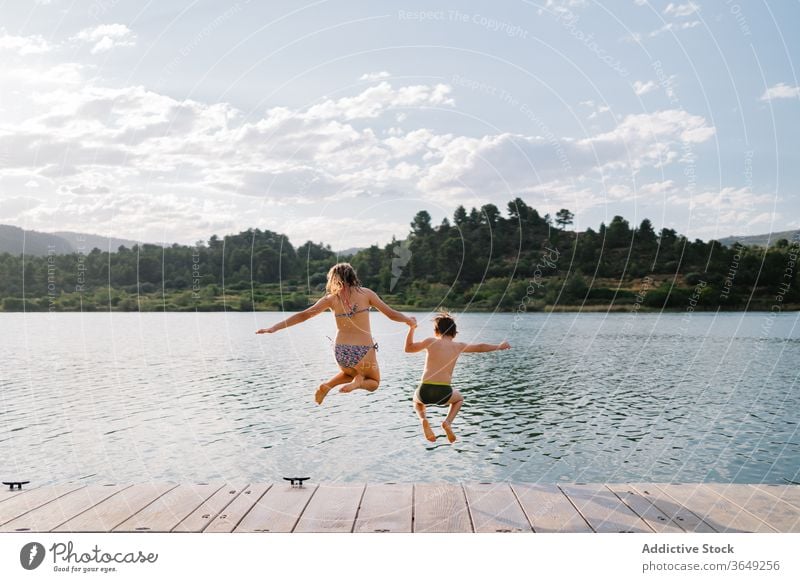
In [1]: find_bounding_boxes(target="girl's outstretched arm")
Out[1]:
[365,288,415,325]
[256,295,333,334]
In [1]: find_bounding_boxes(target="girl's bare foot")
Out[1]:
[338,374,364,393]
[441,421,457,443]
[315,384,332,405]
[421,419,436,442]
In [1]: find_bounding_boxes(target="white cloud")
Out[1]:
[663,2,699,17]
[649,20,700,37]
[0,31,53,55]
[639,180,676,195]
[302,81,454,120]
[760,82,800,101]
[73,23,136,54]
[633,80,657,96]
[665,187,777,239]
[1,54,725,244]
[0,196,44,219]
[359,71,391,81]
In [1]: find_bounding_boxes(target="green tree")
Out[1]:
[555,208,575,230]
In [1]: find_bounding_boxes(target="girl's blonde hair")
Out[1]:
[326,262,362,295]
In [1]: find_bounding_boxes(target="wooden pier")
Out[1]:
[1,482,798,533]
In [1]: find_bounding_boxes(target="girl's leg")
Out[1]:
[414,399,436,442]
[339,348,380,393]
[316,370,353,405]
[441,390,463,443]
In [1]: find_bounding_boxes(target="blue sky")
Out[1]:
[0,0,798,249]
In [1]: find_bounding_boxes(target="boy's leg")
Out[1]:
[316,370,353,405]
[441,390,463,443]
[414,400,436,442]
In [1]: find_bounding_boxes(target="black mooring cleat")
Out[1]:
[283,477,310,487]
[3,481,30,491]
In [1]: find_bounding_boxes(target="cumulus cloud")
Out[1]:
[649,20,700,37]
[632,80,657,96]
[1,54,726,244]
[0,196,44,219]
[72,24,136,54]
[359,71,391,81]
[664,186,777,239]
[0,31,53,55]
[663,2,699,17]
[760,82,800,101]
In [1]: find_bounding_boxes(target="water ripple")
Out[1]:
[0,311,797,485]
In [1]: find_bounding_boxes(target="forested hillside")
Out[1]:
[1,198,797,312]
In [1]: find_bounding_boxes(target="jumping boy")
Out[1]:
[404,313,511,443]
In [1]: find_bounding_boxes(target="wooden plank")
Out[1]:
[710,484,800,533]
[235,484,317,533]
[0,486,39,505]
[353,483,413,533]
[0,485,85,526]
[510,483,592,533]
[463,483,531,533]
[605,484,684,533]
[653,484,777,533]
[0,485,128,532]
[294,483,364,533]
[55,483,177,532]
[413,483,472,533]
[627,484,716,533]
[749,484,800,511]
[173,484,249,533]
[114,483,223,532]
[205,483,271,533]
[560,484,653,533]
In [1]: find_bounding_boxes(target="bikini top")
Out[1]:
[335,296,371,318]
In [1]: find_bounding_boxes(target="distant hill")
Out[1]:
[717,229,800,248]
[335,247,364,257]
[0,225,143,256]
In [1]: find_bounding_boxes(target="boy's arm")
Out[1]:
[405,325,433,353]
[366,288,415,325]
[256,295,332,334]
[460,340,511,353]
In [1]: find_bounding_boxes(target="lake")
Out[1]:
[0,311,797,485]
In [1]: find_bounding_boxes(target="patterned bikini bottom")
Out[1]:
[334,342,378,369]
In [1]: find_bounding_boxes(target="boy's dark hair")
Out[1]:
[433,312,457,337]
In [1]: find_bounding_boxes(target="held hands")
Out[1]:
[497,340,511,350]
[406,316,417,328]
[255,327,276,334]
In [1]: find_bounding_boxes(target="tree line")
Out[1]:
[0,198,797,312]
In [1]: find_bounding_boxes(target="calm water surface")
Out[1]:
[1,311,798,485]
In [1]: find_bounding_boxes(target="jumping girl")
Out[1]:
[256,263,415,404]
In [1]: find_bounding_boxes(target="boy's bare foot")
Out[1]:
[338,374,364,393]
[441,421,457,443]
[315,384,332,405]
[421,419,436,442]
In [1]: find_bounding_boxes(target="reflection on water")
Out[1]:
[0,311,797,484]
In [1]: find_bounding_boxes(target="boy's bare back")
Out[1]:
[406,319,511,385]
[420,337,468,384]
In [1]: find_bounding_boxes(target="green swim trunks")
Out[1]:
[415,381,453,406]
